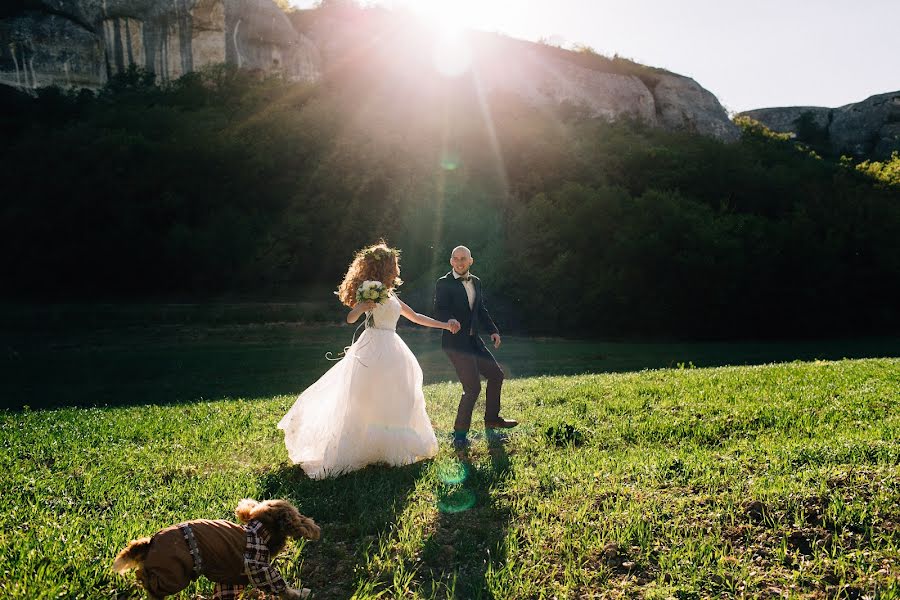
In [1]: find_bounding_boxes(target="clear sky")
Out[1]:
[289,0,900,113]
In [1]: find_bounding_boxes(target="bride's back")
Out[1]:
[369,294,401,331]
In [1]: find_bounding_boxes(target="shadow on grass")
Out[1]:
[257,461,426,600]
[421,435,513,599]
[257,439,514,599]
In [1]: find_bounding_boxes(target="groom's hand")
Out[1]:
[491,333,501,349]
[448,319,461,334]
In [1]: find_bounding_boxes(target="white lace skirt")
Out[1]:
[278,327,439,479]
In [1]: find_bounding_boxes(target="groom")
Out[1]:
[434,245,517,450]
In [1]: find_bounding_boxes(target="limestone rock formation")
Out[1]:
[2,3,740,143]
[293,10,740,143]
[0,0,320,90]
[740,91,900,158]
[650,73,740,142]
[475,42,659,124]
[476,47,740,142]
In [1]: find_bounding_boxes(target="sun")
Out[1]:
[399,0,485,77]
[402,0,480,35]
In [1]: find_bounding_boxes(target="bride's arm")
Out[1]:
[347,300,375,324]
[399,299,459,332]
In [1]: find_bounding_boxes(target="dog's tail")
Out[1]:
[112,537,152,573]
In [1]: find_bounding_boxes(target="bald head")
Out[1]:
[450,245,474,276]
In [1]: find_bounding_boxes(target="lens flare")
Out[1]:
[436,457,469,484]
[437,486,476,513]
[440,150,460,170]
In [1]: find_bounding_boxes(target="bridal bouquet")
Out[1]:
[357,280,390,305]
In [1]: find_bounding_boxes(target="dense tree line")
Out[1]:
[1,63,898,338]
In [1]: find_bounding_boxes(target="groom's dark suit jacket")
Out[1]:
[433,271,499,352]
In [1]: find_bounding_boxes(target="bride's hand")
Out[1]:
[447,319,461,334]
[358,300,377,312]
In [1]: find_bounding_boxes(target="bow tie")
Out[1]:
[458,275,471,282]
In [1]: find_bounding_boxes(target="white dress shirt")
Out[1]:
[453,270,475,310]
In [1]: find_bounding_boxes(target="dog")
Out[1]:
[113,498,321,600]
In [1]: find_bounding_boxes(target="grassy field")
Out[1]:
[2,357,898,599]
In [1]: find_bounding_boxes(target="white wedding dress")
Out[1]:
[278,294,439,479]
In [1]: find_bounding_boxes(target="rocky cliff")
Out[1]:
[292,10,740,142]
[739,91,900,159]
[1,3,739,141]
[464,34,739,141]
[0,0,320,90]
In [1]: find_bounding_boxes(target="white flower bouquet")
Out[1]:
[356,280,390,305]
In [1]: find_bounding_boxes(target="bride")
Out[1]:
[278,241,460,479]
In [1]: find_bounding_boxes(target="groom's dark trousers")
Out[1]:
[445,338,504,434]
[434,271,504,437]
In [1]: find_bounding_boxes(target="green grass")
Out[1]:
[2,358,899,599]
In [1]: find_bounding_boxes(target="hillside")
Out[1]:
[1,64,899,338]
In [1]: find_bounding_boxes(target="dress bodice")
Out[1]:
[369,294,401,331]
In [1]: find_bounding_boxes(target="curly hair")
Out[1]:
[336,241,402,307]
[235,498,321,557]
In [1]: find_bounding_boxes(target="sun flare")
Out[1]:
[431,28,472,77]
[404,0,475,35]
[396,1,479,77]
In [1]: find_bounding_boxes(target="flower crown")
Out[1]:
[362,246,399,262]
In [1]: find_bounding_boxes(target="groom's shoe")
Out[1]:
[452,436,471,460]
[452,436,471,451]
[484,417,518,429]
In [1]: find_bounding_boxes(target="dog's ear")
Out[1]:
[287,511,321,541]
[235,498,259,523]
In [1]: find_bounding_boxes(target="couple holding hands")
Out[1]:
[278,242,517,479]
